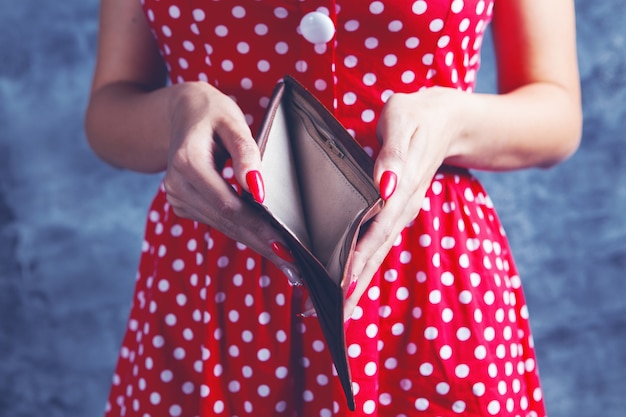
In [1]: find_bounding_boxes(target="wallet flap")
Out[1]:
[251,75,384,411]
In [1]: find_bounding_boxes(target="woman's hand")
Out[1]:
[162,82,303,285]
[343,87,464,320]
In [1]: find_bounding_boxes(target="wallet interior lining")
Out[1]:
[260,97,372,281]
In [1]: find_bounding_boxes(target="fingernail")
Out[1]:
[281,265,304,286]
[380,170,397,201]
[246,170,265,203]
[345,280,358,298]
[271,241,295,263]
[297,309,317,318]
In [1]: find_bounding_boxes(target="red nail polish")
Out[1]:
[380,170,397,201]
[272,241,295,263]
[246,170,265,203]
[345,280,358,298]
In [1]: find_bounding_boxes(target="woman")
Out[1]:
[86,1,581,416]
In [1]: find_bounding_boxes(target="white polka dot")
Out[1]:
[424,326,438,340]
[384,54,398,67]
[168,5,180,18]
[452,0,464,13]
[312,340,325,352]
[459,18,470,32]
[441,271,454,286]
[484,291,496,305]
[419,234,432,247]
[257,60,270,72]
[275,41,288,54]
[385,357,398,370]
[459,290,472,304]
[366,324,379,338]
[303,390,314,402]
[158,279,170,292]
[452,401,466,413]
[487,400,501,415]
[406,37,420,49]
[174,347,185,360]
[400,251,412,264]
[192,9,205,21]
[440,345,453,360]
[361,109,375,123]
[275,366,288,379]
[432,252,441,267]
[396,287,409,301]
[257,348,271,361]
[457,327,471,341]
[436,382,450,395]
[317,374,329,386]
[348,344,362,358]
[415,398,429,411]
[150,392,161,405]
[276,330,287,343]
[215,25,228,37]
[258,385,270,397]
[455,364,470,378]
[361,399,376,414]
[172,259,184,272]
[459,253,470,268]
[473,382,486,396]
[365,37,379,49]
[165,314,177,326]
[402,71,416,84]
[254,23,268,36]
[228,380,241,393]
[364,362,377,376]
[363,72,377,86]
[232,5,246,18]
[345,19,359,31]
[368,286,381,301]
[412,1,428,15]
[484,327,496,341]
[258,312,271,325]
[388,321,405,336]
[419,362,434,376]
[429,19,444,32]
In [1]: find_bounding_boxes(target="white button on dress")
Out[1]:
[299,11,336,44]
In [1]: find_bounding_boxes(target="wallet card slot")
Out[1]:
[287,109,371,280]
[289,98,379,203]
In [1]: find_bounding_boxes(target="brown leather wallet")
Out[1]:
[249,75,383,410]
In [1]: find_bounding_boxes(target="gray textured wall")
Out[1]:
[0,1,624,416]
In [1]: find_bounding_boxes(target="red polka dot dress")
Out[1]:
[105,1,547,416]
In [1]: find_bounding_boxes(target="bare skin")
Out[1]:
[85,0,582,319]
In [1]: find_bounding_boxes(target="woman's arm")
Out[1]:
[444,0,582,170]
[344,0,582,319]
[85,0,303,284]
[85,0,170,172]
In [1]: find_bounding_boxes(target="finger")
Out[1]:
[343,193,411,320]
[165,164,303,285]
[343,228,401,321]
[375,100,413,200]
[212,103,265,202]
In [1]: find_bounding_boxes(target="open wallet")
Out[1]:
[246,75,384,410]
